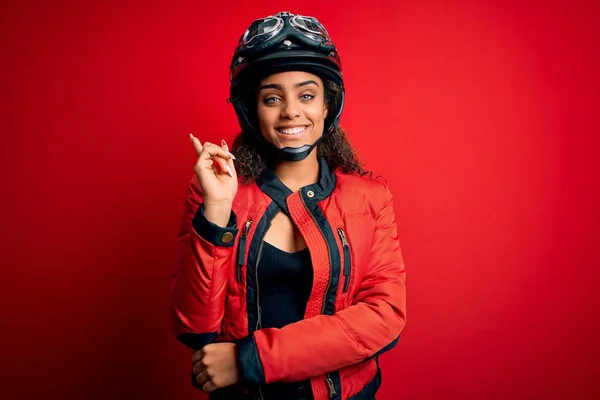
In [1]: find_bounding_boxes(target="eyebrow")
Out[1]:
[258,80,320,91]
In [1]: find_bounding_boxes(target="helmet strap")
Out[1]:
[243,124,330,163]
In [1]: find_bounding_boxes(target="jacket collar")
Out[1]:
[256,157,336,214]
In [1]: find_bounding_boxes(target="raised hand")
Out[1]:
[189,134,238,226]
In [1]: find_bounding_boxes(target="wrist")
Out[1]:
[203,197,234,208]
[203,202,233,227]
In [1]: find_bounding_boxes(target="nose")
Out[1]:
[280,99,301,120]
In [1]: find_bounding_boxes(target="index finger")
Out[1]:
[191,348,204,363]
[189,133,203,156]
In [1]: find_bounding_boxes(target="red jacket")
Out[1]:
[170,158,407,399]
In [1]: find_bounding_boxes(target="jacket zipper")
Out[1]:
[236,220,253,282]
[254,216,275,331]
[254,216,274,400]
[255,239,265,330]
[325,376,337,398]
[256,240,266,400]
[337,228,351,293]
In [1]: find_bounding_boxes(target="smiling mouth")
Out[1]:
[276,126,308,136]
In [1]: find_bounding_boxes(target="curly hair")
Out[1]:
[231,80,369,184]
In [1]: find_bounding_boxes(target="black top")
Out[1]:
[257,241,314,399]
[258,241,313,329]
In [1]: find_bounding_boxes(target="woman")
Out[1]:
[170,11,407,400]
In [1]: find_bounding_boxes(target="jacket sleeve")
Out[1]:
[169,176,239,351]
[237,183,407,384]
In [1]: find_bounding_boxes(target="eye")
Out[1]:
[300,94,315,101]
[263,96,281,105]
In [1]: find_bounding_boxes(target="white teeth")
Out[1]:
[278,126,306,135]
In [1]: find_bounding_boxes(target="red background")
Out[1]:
[2,0,599,399]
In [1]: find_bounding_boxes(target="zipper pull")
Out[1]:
[325,377,337,398]
[338,228,351,293]
[236,220,252,282]
[337,228,348,246]
[243,220,253,234]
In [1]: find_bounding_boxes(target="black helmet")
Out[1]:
[229,11,344,162]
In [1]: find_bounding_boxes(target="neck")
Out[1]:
[273,150,320,192]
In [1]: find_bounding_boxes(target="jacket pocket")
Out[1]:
[236,220,253,282]
[337,228,352,293]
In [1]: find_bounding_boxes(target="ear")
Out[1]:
[324,104,329,119]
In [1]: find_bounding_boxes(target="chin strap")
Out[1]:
[278,134,326,161]
[257,128,329,162]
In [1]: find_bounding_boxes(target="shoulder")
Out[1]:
[335,172,392,198]
[333,172,394,215]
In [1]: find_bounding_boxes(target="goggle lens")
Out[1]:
[290,16,330,42]
[241,17,283,47]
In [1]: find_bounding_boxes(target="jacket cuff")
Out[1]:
[192,204,239,247]
[237,335,266,384]
[177,332,218,351]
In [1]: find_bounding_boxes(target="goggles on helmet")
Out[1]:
[238,12,335,52]
[230,11,341,84]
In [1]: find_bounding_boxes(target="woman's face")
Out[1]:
[256,71,328,149]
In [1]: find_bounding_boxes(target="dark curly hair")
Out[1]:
[231,80,369,184]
